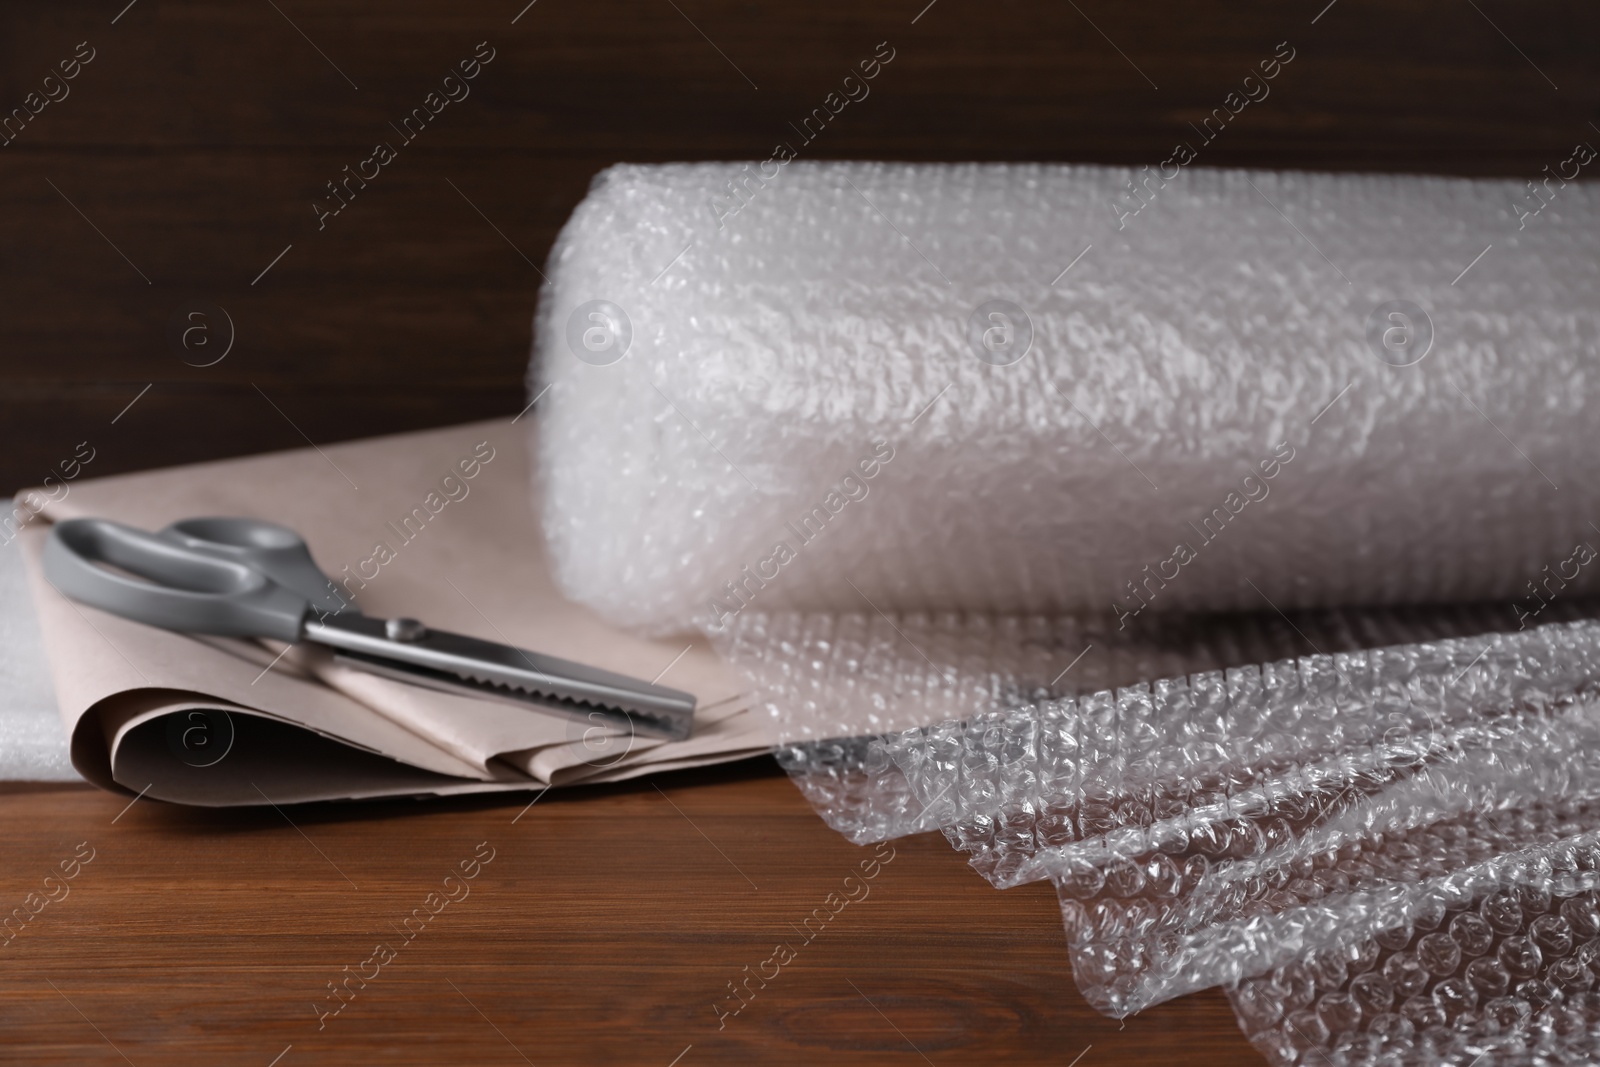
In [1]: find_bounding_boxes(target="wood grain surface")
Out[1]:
[0,766,1250,1066]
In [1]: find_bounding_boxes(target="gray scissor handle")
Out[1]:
[43,518,310,643]
[159,517,351,615]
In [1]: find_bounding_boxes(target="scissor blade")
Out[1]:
[304,614,696,741]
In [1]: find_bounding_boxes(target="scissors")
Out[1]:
[42,516,695,741]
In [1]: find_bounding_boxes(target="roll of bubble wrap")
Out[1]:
[531,162,1600,1064]
[533,161,1600,636]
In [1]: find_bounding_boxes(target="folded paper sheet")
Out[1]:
[17,420,769,805]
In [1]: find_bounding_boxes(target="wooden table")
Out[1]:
[2,765,1250,1065]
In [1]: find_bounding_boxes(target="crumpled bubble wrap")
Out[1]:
[534,161,1600,636]
[1228,803,1600,1067]
[772,615,1600,1064]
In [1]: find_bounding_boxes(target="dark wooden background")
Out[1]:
[2,0,1597,491]
[2,1,1597,1062]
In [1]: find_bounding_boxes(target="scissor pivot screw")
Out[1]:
[385,617,428,642]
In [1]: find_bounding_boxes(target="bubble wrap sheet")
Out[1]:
[0,512,77,780]
[777,613,1600,1065]
[530,162,1600,1065]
